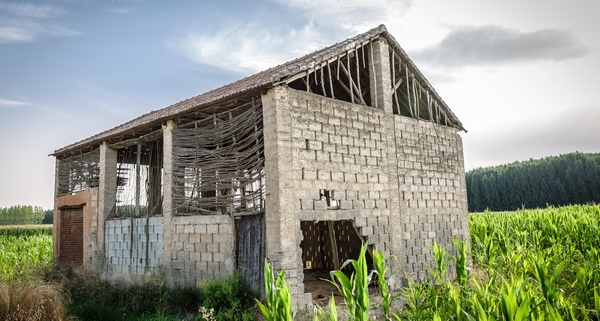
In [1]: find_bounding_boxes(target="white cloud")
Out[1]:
[171,0,414,74]
[269,0,413,34]
[0,2,67,18]
[0,2,80,43]
[0,98,29,107]
[0,26,35,42]
[171,21,325,74]
[413,25,592,68]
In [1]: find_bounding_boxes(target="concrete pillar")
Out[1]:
[97,141,117,273]
[369,38,405,287]
[369,37,393,113]
[262,86,311,309]
[161,120,175,284]
[52,158,61,269]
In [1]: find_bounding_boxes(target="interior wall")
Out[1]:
[300,220,366,271]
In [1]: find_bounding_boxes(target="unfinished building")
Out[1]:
[51,25,469,308]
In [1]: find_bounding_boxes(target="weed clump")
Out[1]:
[201,274,257,321]
[0,281,67,321]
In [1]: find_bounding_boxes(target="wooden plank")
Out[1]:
[339,59,366,105]
[327,221,340,270]
[237,212,265,297]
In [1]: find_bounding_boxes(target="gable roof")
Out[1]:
[52,24,464,157]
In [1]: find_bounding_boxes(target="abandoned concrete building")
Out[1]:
[51,24,469,308]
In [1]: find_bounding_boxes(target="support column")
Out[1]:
[52,158,61,269]
[97,141,117,273]
[370,37,405,288]
[161,120,175,284]
[262,86,311,309]
[369,38,393,114]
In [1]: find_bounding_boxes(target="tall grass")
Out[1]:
[0,281,67,321]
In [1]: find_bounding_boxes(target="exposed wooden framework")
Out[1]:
[284,42,373,107]
[56,149,100,195]
[389,48,453,127]
[172,98,265,215]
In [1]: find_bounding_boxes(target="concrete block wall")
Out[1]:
[105,216,163,280]
[170,215,234,286]
[289,89,392,254]
[393,116,469,280]
[263,86,394,309]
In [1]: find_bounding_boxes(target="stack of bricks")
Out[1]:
[105,216,163,280]
[169,215,233,286]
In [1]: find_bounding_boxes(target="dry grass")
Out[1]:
[0,281,68,321]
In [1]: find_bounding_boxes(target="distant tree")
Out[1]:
[0,205,46,225]
[466,152,600,212]
[42,210,54,224]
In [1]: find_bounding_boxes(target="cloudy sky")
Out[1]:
[0,0,598,209]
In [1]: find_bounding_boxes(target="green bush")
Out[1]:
[202,274,257,321]
[57,269,202,319]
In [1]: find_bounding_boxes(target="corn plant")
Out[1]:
[328,243,372,321]
[314,294,339,321]
[256,259,293,321]
[454,238,470,289]
[0,233,53,280]
[498,278,531,321]
[531,255,564,310]
[372,248,394,321]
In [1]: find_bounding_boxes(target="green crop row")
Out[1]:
[0,224,53,237]
[0,231,53,281]
[257,204,600,320]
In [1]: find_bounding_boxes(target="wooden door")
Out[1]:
[59,207,84,268]
[235,212,265,297]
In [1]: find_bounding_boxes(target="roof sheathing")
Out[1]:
[52,24,463,156]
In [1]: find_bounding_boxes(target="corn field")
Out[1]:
[0,225,53,281]
[463,204,600,320]
[259,205,600,320]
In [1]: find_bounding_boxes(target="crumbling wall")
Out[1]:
[289,89,391,251]
[263,86,392,310]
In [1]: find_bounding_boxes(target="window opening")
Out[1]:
[320,189,339,209]
[114,139,163,218]
[57,149,100,195]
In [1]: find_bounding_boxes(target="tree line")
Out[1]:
[466,152,600,212]
[0,205,53,225]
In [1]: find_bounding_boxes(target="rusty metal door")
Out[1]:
[235,212,265,297]
[59,207,84,268]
